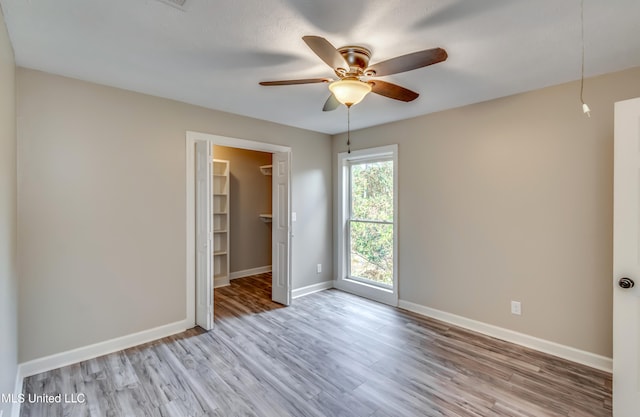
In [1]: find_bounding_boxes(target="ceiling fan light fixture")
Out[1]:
[328,79,372,107]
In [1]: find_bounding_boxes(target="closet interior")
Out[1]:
[212,145,273,290]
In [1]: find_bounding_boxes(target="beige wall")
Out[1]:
[213,146,272,273]
[17,68,333,362]
[333,66,640,358]
[17,59,636,364]
[0,7,17,411]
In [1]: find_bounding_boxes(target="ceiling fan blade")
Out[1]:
[369,80,419,102]
[259,78,331,86]
[302,35,349,71]
[322,94,340,112]
[366,48,447,76]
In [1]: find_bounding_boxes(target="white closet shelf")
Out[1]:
[259,214,273,223]
[259,165,272,176]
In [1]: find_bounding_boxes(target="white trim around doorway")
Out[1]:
[185,131,292,327]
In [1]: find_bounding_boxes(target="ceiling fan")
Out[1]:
[259,36,448,111]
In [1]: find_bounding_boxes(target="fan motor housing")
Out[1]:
[337,46,371,76]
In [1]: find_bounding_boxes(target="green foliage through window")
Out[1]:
[349,160,393,286]
[350,161,393,222]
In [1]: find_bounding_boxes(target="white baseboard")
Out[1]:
[292,281,333,299]
[214,276,230,288]
[18,319,190,379]
[398,300,612,373]
[229,265,272,280]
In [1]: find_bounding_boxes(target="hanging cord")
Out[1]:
[580,0,591,117]
[347,105,351,154]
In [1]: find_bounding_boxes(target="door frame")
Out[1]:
[185,131,292,327]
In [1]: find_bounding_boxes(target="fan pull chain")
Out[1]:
[347,106,351,154]
[579,0,590,117]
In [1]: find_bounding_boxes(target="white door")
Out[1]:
[272,151,291,305]
[613,97,640,416]
[195,141,213,330]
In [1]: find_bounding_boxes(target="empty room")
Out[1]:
[1,1,640,416]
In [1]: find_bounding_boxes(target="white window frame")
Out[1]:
[336,144,398,306]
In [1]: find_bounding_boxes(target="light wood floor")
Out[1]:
[21,273,612,417]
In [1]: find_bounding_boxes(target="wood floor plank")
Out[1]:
[21,273,612,417]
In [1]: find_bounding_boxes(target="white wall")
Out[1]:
[16,68,333,362]
[333,66,640,358]
[0,6,18,414]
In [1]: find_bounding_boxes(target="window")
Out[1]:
[337,145,398,306]
[349,159,394,287]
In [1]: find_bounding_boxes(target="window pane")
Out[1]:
[350,221,393,286]
[351,160,393,222]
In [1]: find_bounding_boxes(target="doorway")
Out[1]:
[186,131,292,330]
[211,147,273,288]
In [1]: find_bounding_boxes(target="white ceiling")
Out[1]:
[1,0,639,134]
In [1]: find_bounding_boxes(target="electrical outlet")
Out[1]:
[316,263,322,274]
[511,301,522,315]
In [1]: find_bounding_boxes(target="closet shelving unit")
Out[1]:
[213,159,230,285]
[259,164,272,223]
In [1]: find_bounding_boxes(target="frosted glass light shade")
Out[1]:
[329,79,372,107]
